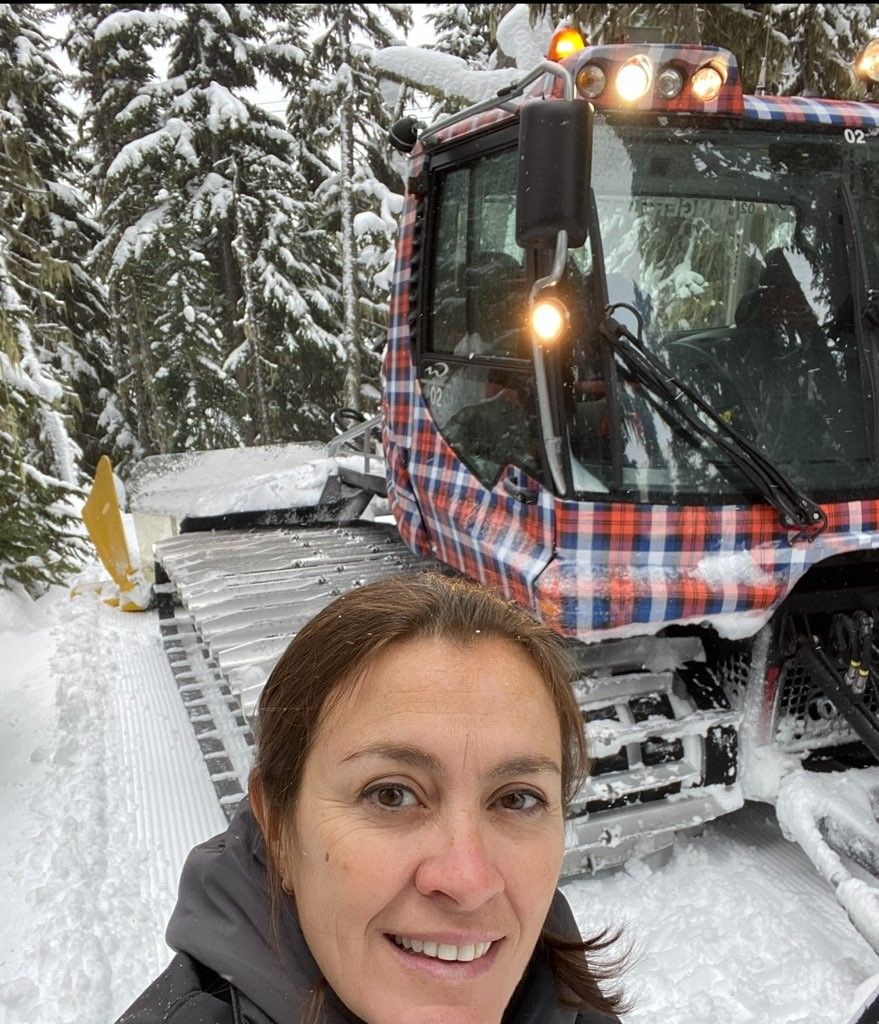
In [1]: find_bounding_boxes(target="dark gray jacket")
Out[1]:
[116,800,618,1024]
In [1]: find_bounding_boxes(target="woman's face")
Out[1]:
[282,635,566,1024]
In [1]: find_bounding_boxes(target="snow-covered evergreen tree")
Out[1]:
[0,3,92,591]
[294,3,413,414]
[427,4,502,70]
[97,3,344,448]
[64,4,173,463]
[0,4,110,481]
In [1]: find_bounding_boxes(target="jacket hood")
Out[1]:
[166,798,583,1024]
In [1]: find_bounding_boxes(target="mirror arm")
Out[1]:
[530,231,569,302]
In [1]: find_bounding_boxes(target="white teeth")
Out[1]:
[392,936,493,962]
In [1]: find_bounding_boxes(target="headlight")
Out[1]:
[616,55,652,103]
[657,66,684,99]
[531,298,568,344]
[691,64,725,102]
[577,63,606,99]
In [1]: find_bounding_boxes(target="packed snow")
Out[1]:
[2,581,879,1023]
[125,442,334,518]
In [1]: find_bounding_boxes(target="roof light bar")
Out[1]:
[572,44,744,115]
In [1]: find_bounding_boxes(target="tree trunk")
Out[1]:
[231,159,272,444]
[339,9,362,413]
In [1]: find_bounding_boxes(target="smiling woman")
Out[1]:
[115,574,624,1024]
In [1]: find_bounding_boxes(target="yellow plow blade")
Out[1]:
[78,455,151,611]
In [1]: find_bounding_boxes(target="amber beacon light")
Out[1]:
[547,25,585,62]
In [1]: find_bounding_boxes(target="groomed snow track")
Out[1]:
[153,522,428,818]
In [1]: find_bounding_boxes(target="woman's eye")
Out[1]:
[364,785,417,809]
[497,790,545,813]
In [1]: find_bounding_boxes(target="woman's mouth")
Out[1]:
[390,935,494,962]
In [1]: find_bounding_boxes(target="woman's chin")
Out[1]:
[361,1003,503,1024]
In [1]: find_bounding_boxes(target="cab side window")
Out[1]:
[420,147,543,487]
[428,151,528,359]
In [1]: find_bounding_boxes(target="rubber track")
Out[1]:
[155,522,429,819]
[158,605,254,820]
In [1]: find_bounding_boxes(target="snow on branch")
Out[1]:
[106,119,196,178]
[371,46,519,105]
[93,9,178,42]
[371,4,556,106]
[496,4,553,71]
[203,82,250,132]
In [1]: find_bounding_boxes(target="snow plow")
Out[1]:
[101,33,879,952]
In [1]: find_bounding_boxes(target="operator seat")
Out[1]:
[463,251,527,358]
[732,247,830,459]
[735,247,817,334]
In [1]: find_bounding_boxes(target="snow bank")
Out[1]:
[564,802,878,1023]
[0,586,225,1022]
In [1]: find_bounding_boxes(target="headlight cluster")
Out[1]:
[576,55,727,104]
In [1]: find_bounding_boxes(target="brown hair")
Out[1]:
[250,571,624,1018]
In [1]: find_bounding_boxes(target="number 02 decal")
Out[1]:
[844,128,866,144]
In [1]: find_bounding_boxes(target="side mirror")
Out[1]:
[515,99,592,249]
[389,116,421,154]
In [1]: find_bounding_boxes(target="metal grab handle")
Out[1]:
[502,477,539,504]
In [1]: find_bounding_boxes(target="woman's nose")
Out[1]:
[413,815,505,910]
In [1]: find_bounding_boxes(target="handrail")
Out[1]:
[419,59,575,146]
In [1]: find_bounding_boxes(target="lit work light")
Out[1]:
[691,63,725,102]
[855,39,879,83]
[531,298,568,344]
[616,55,652,102]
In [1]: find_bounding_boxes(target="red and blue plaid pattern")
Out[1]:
[744,94,879,127]
[540,497,879,637]
[381,81,879,642]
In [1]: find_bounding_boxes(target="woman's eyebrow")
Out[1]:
[488,756,561,779]
[340,745,560,778]
[340,743,443,773]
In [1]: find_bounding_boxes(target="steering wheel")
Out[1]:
[664,336,761,441]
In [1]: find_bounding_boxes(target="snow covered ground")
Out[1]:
[2,582,879,1024]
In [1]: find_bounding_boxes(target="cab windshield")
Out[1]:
[568,117,879,503]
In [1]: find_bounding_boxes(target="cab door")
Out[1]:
[410,132,556,608]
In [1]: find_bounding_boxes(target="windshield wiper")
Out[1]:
[599,314,828,540]
[840,180,879,457]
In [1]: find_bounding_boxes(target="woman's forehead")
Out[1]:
[313,635,562,759]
